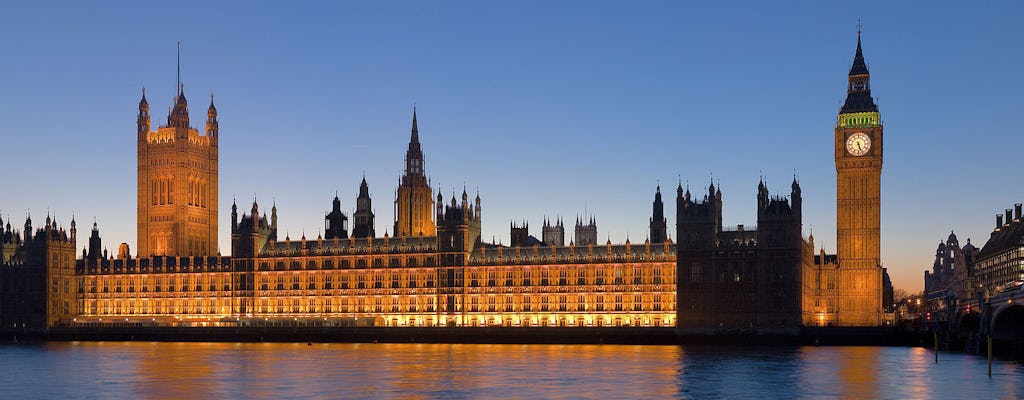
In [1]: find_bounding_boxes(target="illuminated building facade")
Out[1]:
[136,82,219,257]
[70,193,675,327]
[63,97,676,328]
[393,109,435,238]
[974,205,1024,296]
[832,31,884,326]
[9,35,890,330]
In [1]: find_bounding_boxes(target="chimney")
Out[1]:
[1015,203,1022,221]
[997,214,1004,229]
[1006,209,1013,226]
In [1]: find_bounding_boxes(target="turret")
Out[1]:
[168,90,190,130]
[510,221,530,247]
[250,200,259,232]
[352,177,376,238]
[650,185,667,244]
[474,191,481,217]
[231,199,238,232]
[405,107,424,177]
[138,88,150,141]
[270,201,278,240]
[24,214,32,243]
[206,93,218,142]
[87,221,102,262]
[790,175,802,218]
[436,190,444,220]
[757,177,769,210]
[325,193,349,240]
[574,214,598,246]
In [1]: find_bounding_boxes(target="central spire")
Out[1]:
[177,41,181,96]
[404,107,424,177]
[411,105,419,144]
[849,31,869,76]
[840,26,878,114]
[168,42,190,129]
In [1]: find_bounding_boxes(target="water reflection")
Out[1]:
[0,342,1019,399]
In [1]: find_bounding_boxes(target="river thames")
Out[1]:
[0,343,1020,399]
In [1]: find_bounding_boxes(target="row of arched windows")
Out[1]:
[188,177,209,208]
[151,177,173,205]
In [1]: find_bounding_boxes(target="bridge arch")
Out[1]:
[957,311,981,336]
[991,304,1024,341]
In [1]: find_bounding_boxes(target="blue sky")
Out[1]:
[1,1,1021,292]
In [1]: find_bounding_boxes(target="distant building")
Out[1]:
[574,216,597,246]
[541,218,565,247]
[923,231,978,302]
[974,204,1024,296]
[509,221,541,247]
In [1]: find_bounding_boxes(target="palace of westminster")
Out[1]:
[0,35,893,333]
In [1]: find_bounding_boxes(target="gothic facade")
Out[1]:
[675,179,813,334]
[2,35,891,331]
[136,84,219,257]
[56,101,678,328]
[0,215,78,329]
[832,32,884,326]
[393,109,435,237]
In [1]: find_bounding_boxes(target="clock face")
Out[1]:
[846,132,871,156]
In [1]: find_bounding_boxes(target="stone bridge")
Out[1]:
[945,284,1024,355]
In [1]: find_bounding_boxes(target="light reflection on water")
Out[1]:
[0,342,1020,399]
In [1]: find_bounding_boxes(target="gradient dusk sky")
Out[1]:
[1,2,1021,292]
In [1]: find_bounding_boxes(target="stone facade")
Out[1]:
[393,109,435,237]
[136,86,219,257]
[0,215,78,329]
[675,180,812,334]
[833,33,884,327]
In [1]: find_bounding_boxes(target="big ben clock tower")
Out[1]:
[834,30,882,326]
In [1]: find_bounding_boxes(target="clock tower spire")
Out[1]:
[834,28,883,326]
